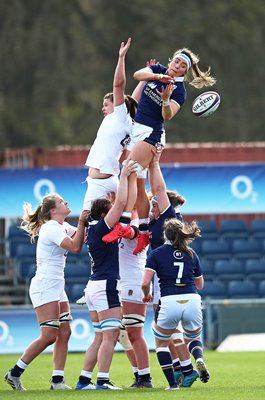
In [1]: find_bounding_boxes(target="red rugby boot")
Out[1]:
[102,223,133,243]
[133,232,150,255]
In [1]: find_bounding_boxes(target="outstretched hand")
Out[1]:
[119,37,131,58]
[156,82,174,101]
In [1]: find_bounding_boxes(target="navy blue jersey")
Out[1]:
[135,64,186,131]
[146,243,202,297]
[149,205,183,250]
[86,220,119,280]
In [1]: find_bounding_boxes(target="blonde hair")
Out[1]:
[171,48,216,88]
[164,218,201,257]
[20,193,59,242]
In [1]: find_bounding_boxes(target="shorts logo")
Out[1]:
[128,289,133,296]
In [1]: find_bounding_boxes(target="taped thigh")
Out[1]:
[122,314,145,328]
[59,312,73,324]
[100,318,121,331]
[171,331,185,347]
[92,321,102,333]
[183,327,202,341]
[40,319,60,329]
[152,322,172,341]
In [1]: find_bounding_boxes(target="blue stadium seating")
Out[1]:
[201,239,231,260]
[258,280,265,297]
[198,219,218,239]
[15,243,37,267]
[219,219,249,239]
[190,238,201,255]
[200,258,215,280]
[199,281,227,298]
[8,224,31,257]
[245,259,265,281]
[19,262,36,282]
[250,219,265,239]
[69,283,86,303]
[214,259,245,281]
[231,239,263,259]
[64,262,90,284]
[227,280,257,298]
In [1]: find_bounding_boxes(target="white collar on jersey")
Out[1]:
[173,76,184,82]
[164,239,173,245]
[88,220,99,226]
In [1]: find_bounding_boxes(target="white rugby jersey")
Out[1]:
[85,103,133,176]
[119,236,147,282]
[36,220,76,280]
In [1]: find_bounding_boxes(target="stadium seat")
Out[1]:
[245,259,265,281]
[250,219,265,239]
[214,259,245,281]
[231,239,263,259]
[227,280,257,298]
[200,258,215,280]
[8,224,31,257]
[258,280,265,297]
[69,283,86,303]
[19,262,36,282]
[201,239,231,260]
[198,219,218,239]
[190,238,202,255]
[15,243,37,265]
[219,219,249,239]
[64,262,90,284]
[199,281,227,298]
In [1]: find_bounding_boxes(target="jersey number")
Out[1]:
[173,262,184,284]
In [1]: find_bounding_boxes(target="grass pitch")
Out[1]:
[0,351,264,399]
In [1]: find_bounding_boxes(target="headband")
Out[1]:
[176,53,192,70]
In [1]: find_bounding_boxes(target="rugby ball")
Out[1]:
[192,91,220,117]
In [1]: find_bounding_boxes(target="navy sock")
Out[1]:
[188,339,203,361]
[52,375,63,383]
[79,375,91,385]
[10,365,24,377]
[156,349,175,386]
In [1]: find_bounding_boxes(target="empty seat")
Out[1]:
[258,280,265,297]
[219,219,249,239]
[232,239,262,259]
[69,283,86,303]
[245,259,265,281]
[19,262,36,282]
[198,219,218,239]
[15,243,36,264]
[199,281,227,298]
[250,219,265,239]
[190,238,201,255]
[201,239,231,260]
[8,225,31,257]
[200,258,215,280]
[214,259,245,281]
[64,262,90,284]
[227,280,257,298]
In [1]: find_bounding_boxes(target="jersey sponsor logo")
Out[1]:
[173,250,183,259]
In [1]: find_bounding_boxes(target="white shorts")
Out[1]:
[128,122,166,151]
[29,276,68,308]
[85,279,120,312]
[83,175,119,210]
[156,293,202,331]
[119,283,145,304]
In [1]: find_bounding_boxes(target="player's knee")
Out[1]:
[118,326,133,351]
